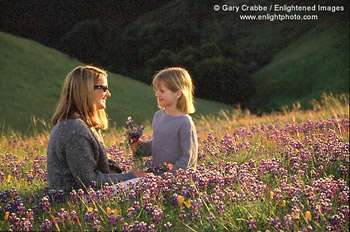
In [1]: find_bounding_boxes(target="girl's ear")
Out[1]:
[176,90,183,99]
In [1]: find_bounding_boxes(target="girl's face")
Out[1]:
[94,75,111,110]
[154,82,180,109]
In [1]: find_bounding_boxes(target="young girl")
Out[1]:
[135,67,198,173]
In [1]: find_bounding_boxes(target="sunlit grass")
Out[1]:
[0,94,348,231]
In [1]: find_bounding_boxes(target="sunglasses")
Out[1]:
[94,85,109,92]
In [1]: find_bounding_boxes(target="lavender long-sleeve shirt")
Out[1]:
[143,110,198,172]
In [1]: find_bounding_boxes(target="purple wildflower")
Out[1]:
[39,219,52,232]
[247,216,257,231]
[164,221,172,229]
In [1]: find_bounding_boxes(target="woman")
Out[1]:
[47,65,146,192]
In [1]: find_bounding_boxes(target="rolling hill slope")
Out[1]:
[251,15,349,112]
[0,31,232,134]
[120,0,348,111]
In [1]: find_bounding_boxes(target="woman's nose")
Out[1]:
[106,90,111,97]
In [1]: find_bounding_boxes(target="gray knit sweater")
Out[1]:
[47,117,135,191]
[142,110,198,172]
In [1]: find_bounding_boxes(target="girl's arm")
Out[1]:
[141,141,152,156]
[172,121,198,172]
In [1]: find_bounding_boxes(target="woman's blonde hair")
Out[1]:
[152,67,195,114]
[52,65,109,129]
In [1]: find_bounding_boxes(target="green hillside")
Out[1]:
[0,31,232,135]
[252,15,349,112]
[118,0,348,110]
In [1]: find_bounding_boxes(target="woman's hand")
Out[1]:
[110,168,120,174]
[133,170,147,178]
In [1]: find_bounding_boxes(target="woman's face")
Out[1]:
[94,75,111,110]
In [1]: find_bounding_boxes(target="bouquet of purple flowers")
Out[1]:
[125,117,145,168]
[125,116,144,145]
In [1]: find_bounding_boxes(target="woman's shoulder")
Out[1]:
[50,118,91,138]
[56,118,89,130]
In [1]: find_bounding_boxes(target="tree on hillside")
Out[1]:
[59,20,104,65]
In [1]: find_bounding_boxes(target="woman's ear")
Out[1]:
[176,90,183,99]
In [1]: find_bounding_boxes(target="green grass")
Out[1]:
[0,31,232,135]
[252,15,349,112]
[0,94,348,231]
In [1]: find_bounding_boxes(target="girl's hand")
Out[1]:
[130,142,138,152]
[130,140,142,152]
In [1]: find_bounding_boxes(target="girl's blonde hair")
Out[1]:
[152,67,195,114]
[52,65,109,129]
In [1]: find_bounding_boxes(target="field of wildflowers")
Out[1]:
[0,94,349,231]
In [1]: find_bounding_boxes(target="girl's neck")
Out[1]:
[164,108,186,116]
